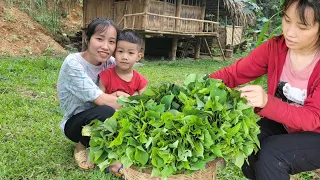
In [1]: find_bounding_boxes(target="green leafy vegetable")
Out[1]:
[86,74,261,179]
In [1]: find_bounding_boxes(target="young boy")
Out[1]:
[98,29,148,98]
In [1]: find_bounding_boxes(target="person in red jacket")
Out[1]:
[210,0,320,179]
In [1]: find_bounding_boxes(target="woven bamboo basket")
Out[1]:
[124,160,217,180]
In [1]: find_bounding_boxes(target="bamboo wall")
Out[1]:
[84,0,209,33]
[114,1,132,27]
[180,4,202,32]
[147,0,176,31]
[115,0,144,29]
[225,25,243,46]
[210,26,243,50]
[83,0,113,28]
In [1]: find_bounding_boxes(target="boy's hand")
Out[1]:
[132,91,139,96]
[238,85,268,108]
[115,91,130,97]
[110,92,118,97]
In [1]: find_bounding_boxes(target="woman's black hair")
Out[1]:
[85,18,119,45]
[282,0,320,31]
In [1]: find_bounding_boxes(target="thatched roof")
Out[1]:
[206,0,255,26]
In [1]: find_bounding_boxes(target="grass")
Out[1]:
[0,56,317,180]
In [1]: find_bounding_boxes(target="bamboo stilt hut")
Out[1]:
[82,0,254,59]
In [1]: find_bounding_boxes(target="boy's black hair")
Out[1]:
[118,29,142,51]
[281,0,320,32]
[85,18,119,47]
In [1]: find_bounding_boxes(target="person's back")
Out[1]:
[99,29,148,97]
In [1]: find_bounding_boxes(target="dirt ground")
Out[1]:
[0,2,82,57]
[58,2,83,35]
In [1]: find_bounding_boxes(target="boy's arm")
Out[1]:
[98,79,106,92]
[137,86,147,95]
[132,91,139,96]
[134,71,148,96]
[99,78,120,97]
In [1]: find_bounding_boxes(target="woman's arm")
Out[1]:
[63,58,121,110]
[257,87,320,131]
[93,93,121,110]
[210,38,274,88]
[238,81,320,131]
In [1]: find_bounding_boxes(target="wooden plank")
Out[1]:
[123,12,219,25]
[143,29,219,36]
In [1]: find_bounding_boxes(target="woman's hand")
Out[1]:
[238,85,268,108]
[94,93,121,110]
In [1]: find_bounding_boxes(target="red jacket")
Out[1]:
[210,35,320,133]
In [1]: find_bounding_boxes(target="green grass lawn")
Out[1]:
[0,56,317,180]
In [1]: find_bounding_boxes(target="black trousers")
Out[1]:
[64,105,115,147]
[242,118,320,180]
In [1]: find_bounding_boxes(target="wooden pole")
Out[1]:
[253,32,257,42]
[200,0,206,32]
[82,29,86,51]
[141,36,146,59]
[83,0,86,29]
[225,16,227,26]
[225,16,227,49]
[132,16,136,29]
[142,0,150,29]
[217,0,219,23]
[216,36,226,61]
[175,0,182,32]
[82,0,87,51]
[112,0,115,20]
[171,37,178,61]
[195,37,201,59]
[231,19,235,47]
[204,38,213,60]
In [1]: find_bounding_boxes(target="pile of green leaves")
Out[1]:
[84,74,260,179]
